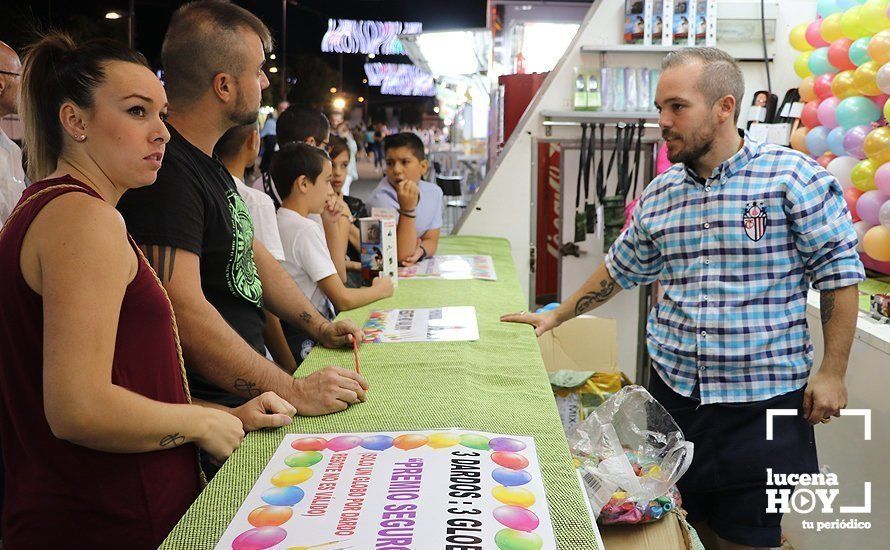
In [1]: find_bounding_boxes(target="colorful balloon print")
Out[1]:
[248,505,293,528]
[427,432,461,448]
[285,451,323,468]
[492,486,536,508]
[489,437,528,452]
[493,467,533,487]
[493,505,541,532]
[231,527,288,550]
[261,486,305,507]
[494,528,544,550]
[290,437,327,451]
[459,433,491,450]
[392,434,428,450]
[271,467,313,487]
[326,435,363,452]
[360,435,394,451]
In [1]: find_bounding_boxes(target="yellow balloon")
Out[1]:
[426,432,460,448]
[821,13,846,43]
[831,70,859,99]
[861,2,890,34]
[795,52,814,79]
[271,467,313,487]
[864,127,890,163]
[799,76,818,102]
[854,61,883,96]
[869,30,890,66]
[492,486,536,508]
[863,226,890,261]
[790,23,814,52]
[885,93,890,121]
[791,127,810,154]
[841,7,870,40]
[852,158,880,191]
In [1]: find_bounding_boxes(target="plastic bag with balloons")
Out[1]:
[790,0,890,273]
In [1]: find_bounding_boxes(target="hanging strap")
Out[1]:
[630,120,646,198]
[575,123,589,212]
[606,123,623,190]
[584,121,596,208]
[616,123,633,198]
[596,123,606,203]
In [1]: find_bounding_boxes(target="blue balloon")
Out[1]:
[836,0,864,9]
[808,47,837,76]
[492,467,532,487]
[542,302,560,311]
[849,37,872,67]
[805,126,831,158]
[262,486,305,506]
[827,126,847,157]
[360,435,394,451]
[817,0,842,18]
[836,96,882,129]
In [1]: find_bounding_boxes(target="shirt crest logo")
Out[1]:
[743,201,768,242]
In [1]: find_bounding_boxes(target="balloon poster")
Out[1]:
[398,255,498,281]
[362,307,480,343]
[789,0,890,272]
[215,431,557,550]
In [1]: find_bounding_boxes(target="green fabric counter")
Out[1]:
[160,236,598,549]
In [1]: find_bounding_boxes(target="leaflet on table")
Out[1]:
[362,306,479,343]
[398,255,498,281]
[215,430,557,550]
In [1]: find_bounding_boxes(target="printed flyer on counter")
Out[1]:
[215,430,556,550]
[398,255,497,281]
[362,306,479,343]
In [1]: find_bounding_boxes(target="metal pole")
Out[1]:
[128,0,135,49]
[280,0,287,102]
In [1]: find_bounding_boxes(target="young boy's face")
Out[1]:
[385,146,428,186]
[305,160,334,214]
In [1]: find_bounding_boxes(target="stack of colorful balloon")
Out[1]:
[789,0,890,272]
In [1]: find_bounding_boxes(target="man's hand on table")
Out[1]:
[803,366,848,425]
[231,391,297,432]
[315,320,362,349]
[500,310,561,337]
[290,366,369,416]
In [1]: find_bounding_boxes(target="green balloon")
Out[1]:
[849,37,872,67]
[495,528,543,550]
[285,451,323,468]
[459,433,491,450]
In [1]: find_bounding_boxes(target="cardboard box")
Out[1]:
[537,315,618,373]
[359,216,398,287]
[600,510,694,549]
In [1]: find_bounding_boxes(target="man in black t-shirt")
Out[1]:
[117,1,367,415]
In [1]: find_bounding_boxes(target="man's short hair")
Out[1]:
[383,132,425,161]
[277,107,330,145]
[662,47,745,122]
[270,142,330,200]
[161,0,272,104]
[214,120,259,162]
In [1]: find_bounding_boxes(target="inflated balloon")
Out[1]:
[815,73,836,100]
[860,1,890,34]
[828,38,857,72]
[877,62,890,94]
[854,61,883,96]
[836,0,862,8]
[327,435,362,452]
[492,467,533,487]
[791,23,815,52]
[828,155,861,188]
[271,467,313,487]
[791,127,810,154]
[285,451,323,468]
[809,47,838,76]
[492,486,536,508]
[807,19,831,49]
[360,435,394,451]
[871,93,890,110]
[854,220,871,251]
[852,158,881,190]
[817,97,841,128]
[806,126,832,157]
[864,126,890,163]
[885,91,890,120]
[828,126,848,156]
[493,506,540,532]
[492,452,530,470]
[863,225,890,260]
[393,433,428,450]
[850,37,873,66]
[248,505,293,528]
[858,190,888,224]
[494,528,544,550]
[880,199,890,228]
[869,30,890,65]
[836,96,882,128]
[875,162,890,194]
[232,527,287,550]
[799,76,818,102]
[822,13,847,43]
[801,100,822,128]
[830,70,858,99]
[817,154,835,168]
[818,0,843,18]
[844,187,865,217]
[843,124,871,158]
[796,51,815,78]
[841,7,870,40]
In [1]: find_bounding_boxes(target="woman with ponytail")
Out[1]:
[0,34,296,548]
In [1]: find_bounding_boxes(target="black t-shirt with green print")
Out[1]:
[118,123,263,407]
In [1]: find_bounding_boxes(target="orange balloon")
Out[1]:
[799,76,818,102]
[868,29,890,66]
[863,226,890,261]
[791,127,810,154]
[864,126,890,164]
[854,61,883,96]
[831,70,859,99]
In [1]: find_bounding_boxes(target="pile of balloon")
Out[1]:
[790,0,890,272]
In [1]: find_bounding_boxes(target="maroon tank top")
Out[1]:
[0,176,200,548]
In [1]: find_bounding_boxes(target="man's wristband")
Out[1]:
[418,245,427,261]
[399,209,416,218]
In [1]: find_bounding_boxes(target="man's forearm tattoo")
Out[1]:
[234,378,262,398]
[299,311,312,325]
[159,433,185,448]
[821,290,836,325]
[574,279,616,316]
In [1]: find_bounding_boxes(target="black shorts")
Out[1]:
[648,368,818,548]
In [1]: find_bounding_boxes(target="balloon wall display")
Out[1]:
[793,0,890,269]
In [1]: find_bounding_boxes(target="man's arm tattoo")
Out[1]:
[159,433,185,448]
[821,290,836,325]
[234,378,262,398]
[140,244,177,283]
[574,279,616,316]
[299,311,312,323]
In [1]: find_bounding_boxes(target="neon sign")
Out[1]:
[364,63,435,96]
[321,19,423,55]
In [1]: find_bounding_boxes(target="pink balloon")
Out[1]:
[814,73,835,100]
[870,94,889,110]
[828,38,856,72]
[801,100,822,129]
[807,19,830,49]
[856,190,889,226]
[817,154,834,168]
[817,96,841,128]
[844,125,871,160]
[493,505,540,532]
[844,187,864,217]
[876,163,890,195]
[326,435,363,452]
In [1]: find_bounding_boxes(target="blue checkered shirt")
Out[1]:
[606,135,865,404]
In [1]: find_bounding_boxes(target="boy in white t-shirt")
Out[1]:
[272,142,394,362]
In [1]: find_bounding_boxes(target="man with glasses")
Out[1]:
[0,40,25,227]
